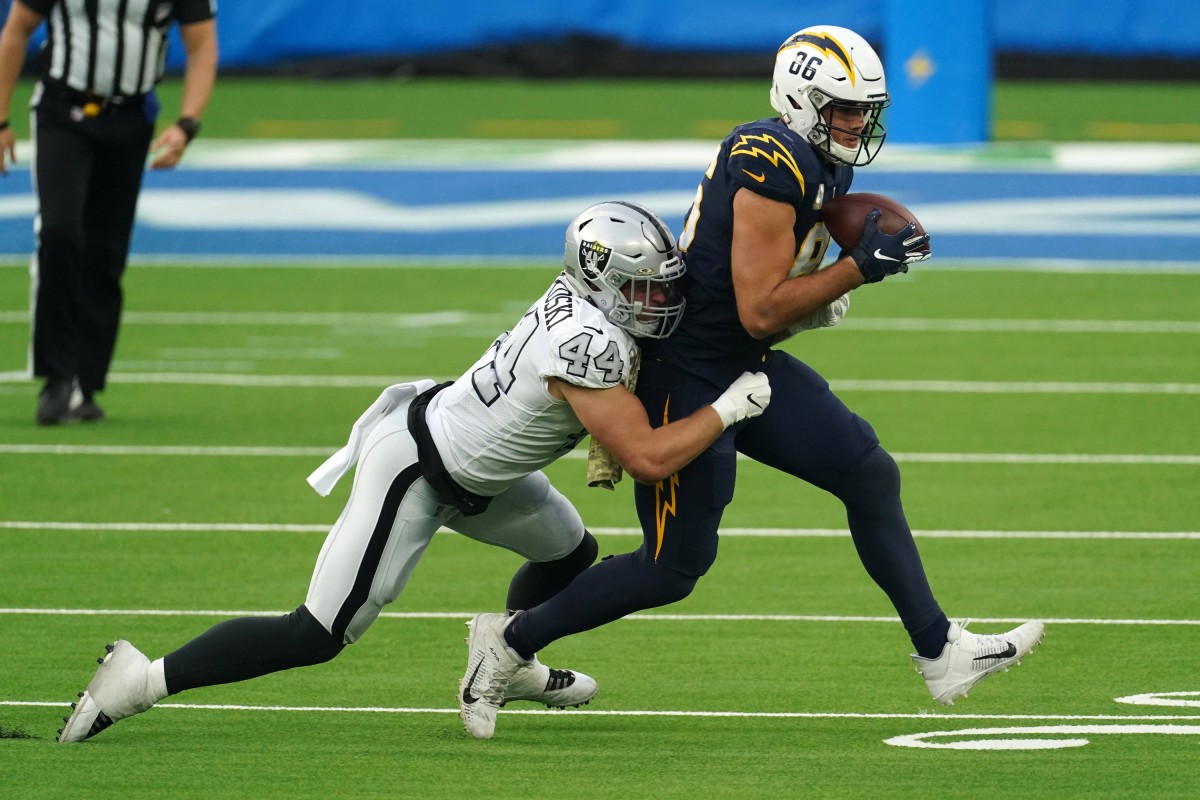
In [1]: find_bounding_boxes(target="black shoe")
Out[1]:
[36,379,73,425]
[71,396,105,422]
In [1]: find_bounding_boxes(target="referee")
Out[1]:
[0,0,217,425]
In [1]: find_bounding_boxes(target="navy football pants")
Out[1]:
[511,349,946,654]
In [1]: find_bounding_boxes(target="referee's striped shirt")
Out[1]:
[22,0,216,98]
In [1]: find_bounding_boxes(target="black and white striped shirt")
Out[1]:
[23,0,216,98]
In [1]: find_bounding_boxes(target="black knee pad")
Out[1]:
[523,529,599,582]
[506,530,599,611]
[292,604,346,657]
[551,529,599,574]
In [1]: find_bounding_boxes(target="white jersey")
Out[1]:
[427,276,637,496]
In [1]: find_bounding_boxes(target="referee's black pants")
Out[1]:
[31,84,154,395]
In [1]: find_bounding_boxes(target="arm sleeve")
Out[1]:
[176,0,216,24]
[18,0,55,17]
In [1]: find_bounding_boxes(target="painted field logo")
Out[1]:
[884,691,1200,751]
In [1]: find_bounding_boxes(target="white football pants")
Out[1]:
[304,398,585,644]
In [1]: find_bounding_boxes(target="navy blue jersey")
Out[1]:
[645,118,853,386]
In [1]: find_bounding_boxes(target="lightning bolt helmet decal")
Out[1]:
[781,31,855,86]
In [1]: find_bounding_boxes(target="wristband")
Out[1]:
[176,117,200,143]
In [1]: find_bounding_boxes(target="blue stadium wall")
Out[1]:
[176,0,1196,70]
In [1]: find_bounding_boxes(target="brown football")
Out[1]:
[821,192,928,252]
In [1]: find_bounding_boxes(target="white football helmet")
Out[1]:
[769,25,890,166]
[561,201,686,339]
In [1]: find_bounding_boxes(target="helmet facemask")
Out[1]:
[805,92,889,167]
[607,268,686,339]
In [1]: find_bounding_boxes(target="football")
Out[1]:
[821,192,928,253]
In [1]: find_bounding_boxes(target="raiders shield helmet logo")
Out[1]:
[578,240,612,281]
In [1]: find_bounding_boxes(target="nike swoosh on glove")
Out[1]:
[711,371,772,429]
[851,209,932,283]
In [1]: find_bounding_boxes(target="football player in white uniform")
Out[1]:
[56,201,772,743]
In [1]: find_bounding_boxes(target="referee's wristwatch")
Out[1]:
[175,116,201,143]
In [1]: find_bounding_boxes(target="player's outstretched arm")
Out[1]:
[552,372,771,484]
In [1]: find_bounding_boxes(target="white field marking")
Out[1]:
[0,444,336,457]
[830,379,1200,395]
[886,692,1200,750]
[0,310,493,327]
[1115,692,1200,708]
[3,310,1198,335]
[4,699,1200,723]
[1,608,1197,626]
[1,371,1198,394]
[2,443,1197,466]
[53,138,1200,173]
[11,188,1200,238]
[884,724,1200,751]
[8,187,1200,240]
[919,196,1200,237]
[152,348,344,360]
[842,318,1200,334]
[886,453,1200,465]
[2,521,1199,540]
[132,189,699,232]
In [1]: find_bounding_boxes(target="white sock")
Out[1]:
[147,658,170,702]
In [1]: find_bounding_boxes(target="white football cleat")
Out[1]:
[458,613,527,739]
[912,619,1045,706]
[57,641,158,743]
[503,656,598,709]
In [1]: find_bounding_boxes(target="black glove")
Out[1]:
[849,209,932,283]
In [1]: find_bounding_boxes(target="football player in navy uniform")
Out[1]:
[55,201,771,743]
[462,25,1044,739]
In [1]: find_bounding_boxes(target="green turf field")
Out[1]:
[1,264,1197,798]
[6,77,1200,141]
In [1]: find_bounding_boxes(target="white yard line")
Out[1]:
[1,443,1197,465]
[2,371,1198,393]
[0,444,336,456]
[1,521,1197,539]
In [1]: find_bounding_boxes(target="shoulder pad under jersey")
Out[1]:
[542,300,636,390]
[725,122,814,205]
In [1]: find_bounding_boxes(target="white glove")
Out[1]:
[711,371,771,429]
[787,292,851,335]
